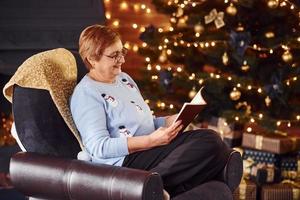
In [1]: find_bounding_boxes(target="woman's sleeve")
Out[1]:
[153,117,166,129]
[70,86,129,159]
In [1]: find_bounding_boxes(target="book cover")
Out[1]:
[173,87,207,132]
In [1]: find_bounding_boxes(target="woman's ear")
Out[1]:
[86,56,95,69]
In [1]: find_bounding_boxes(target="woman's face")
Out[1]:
[90,39,126,81]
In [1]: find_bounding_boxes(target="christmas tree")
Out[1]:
[138,0,300,131]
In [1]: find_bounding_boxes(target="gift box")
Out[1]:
[233,179,257,200]
[242,132,300,154]
[261,181,300,200]
[208,117,243,147]
[281,156,300,180]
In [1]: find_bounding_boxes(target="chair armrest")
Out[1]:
[10,152,163,200]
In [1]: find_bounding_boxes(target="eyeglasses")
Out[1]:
[102,47,128,63]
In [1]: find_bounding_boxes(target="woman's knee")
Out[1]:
[189,129,226,152]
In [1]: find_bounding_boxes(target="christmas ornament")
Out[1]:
[159,50,167,63]
[230,88,241,101]
[236,101,252,115]
[189,87,197,99]
[222,52,229,65]
[265,96,271,107]
[265,31,275,38]
[226,3,237,16]
[177,17,187,28]
[241,60,250,71]
[204,9,225,29]
[267,0,279,9]
[282,50,293,62]
[194,24,204,33]
[176,7,184,17]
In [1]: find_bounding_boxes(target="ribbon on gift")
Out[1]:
[204,9,225,29]
[255,135,263,150]
[281,180,300,200]
[239,179,247,200]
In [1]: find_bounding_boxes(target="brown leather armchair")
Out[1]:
[5,49,242,200]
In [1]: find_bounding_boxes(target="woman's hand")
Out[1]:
[149,120,183,147]
[165,114,178,127]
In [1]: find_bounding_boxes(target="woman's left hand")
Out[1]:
[165,114,178,127]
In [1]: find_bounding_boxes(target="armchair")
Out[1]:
[4,48,242,200]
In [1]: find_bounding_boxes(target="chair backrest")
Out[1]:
[12,51,87,158]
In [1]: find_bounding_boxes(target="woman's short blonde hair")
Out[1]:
[79,24,120,70]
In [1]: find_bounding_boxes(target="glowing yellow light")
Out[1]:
[195,33,200,37]
[145,99,150,104]
[124,42,130,49]
[247,85,252,90]
[174,0,179,3]
[169,27,174,31]
[158,46,163,50]
[297,115,300,120]
[156,65,161,71]
[293,77,297,81]
[177,67,183,72]
[250,118,255,123]
[151,75,158,80]
[174,42,178,46]
[145,57,150,62]
[158,28,163,33]
[134,4,140,11]
[288,122,291,127]
[105,12,111,19]
[235,116,239,121]
[199,79,204,84]
[237,83,241,87]
[146,8,151,13]
[194,43,198,47]
[291,5,295,9]
[211,42,216,46]
[147,64,152,70]
[205,42,210,47]
[164,38,169,43]
[192,2,196,7]
[104,0,110,3]
[133,45,139,52]
[247,127,252,132]
[210,73,214,78]
[120,2,128,10]
[228,76,232,81]
[142,42,147,47]
[167,49,172,55]
[180,4,185,8]
[223,122,228,126]
[253,44,258,49]
[168,1,172,6]
[112,20,120,27]
[276,121,281,126]
[180,40,185,45]
[259,113,263,119]
[141,4,146,9]
[286,81,290,86]
[169,104,174,109]
[132,23,138,29]
[140,27,146,32]
[258,88,262,93]
[216,74,221,79]
[270,49,273,54]
[170,17,177,23]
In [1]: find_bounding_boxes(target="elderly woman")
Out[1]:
[70,24,240,199]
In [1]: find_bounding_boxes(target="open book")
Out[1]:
[173,87,207,131]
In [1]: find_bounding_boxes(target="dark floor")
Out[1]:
[0,145,26,200]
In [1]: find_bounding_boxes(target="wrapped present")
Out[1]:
[243,149,283,167]
[242,132,300,154]
[208,117,243,147]
[261,180,300,200]
[233,179,257,200]
[281,156,300,180]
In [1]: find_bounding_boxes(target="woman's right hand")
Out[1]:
[149,120,183,147]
